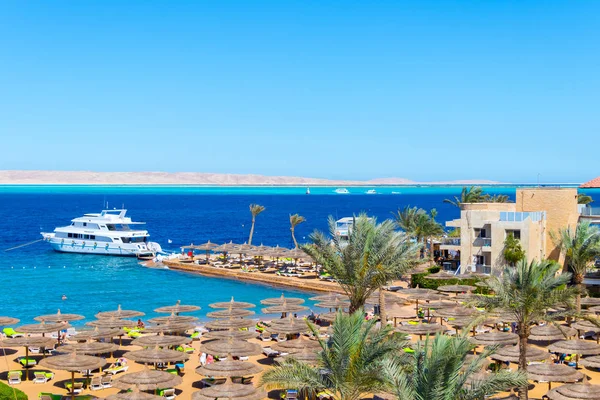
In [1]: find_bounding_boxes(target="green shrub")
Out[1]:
[0,381,28,400]
[411,271,490,295]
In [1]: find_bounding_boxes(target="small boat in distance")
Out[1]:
[41,209,161,257]
[366,189,377,194]
[306,187,311,195]
[334,188,350,194]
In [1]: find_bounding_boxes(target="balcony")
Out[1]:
[441,238,461,246]
[499,211,545,222]
[473,237,492,247]
[581,206,600,217]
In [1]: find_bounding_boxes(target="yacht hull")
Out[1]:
[43,236,154,257]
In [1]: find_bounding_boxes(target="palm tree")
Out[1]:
[552,221,600,311]
[394,206,443,261]
[302,215,419,321]
[289,214,306,248]
[473,259,577,400]
[578,192,594,205]
[486,193,510,203]
[248,204,265,245]
[382,334,527,400]
[261,310,405,400]
[443,186,487,208]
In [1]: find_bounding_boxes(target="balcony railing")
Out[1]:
[499,211,546,222]
[441,238,461,246]
[581,206,600,217]
[475,264,492,274]
[474,237,492,247]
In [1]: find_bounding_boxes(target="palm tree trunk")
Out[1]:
[574,274,584,313]
[379,289,387,328]
[518,332,529,400]
[429,236,434,261]
[248,217,256,245]
[291,227,298,248]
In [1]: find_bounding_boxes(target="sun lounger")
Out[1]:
[176,345,194,354]
[65,381,84,394]
[190,331,201,340]
[161,388,176,399]
[242,376,254,385]
[3,328,24,338]
[286,389,299,400]
[89,376,103,390]
[258,332,272,342]
[8,371,22,385]
[105,363,129,375]
[262,347,279,357]
[19,357,37,367]
[33,371,54,384]
[275,333,288,342]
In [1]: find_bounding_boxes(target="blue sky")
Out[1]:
[1,1,598,183]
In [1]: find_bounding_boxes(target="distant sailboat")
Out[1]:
[306,187,311,195]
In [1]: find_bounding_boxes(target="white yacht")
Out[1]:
[334,216,375,241]
[334,188,350,194]
[366,189,377,194]
[41,209,161,257]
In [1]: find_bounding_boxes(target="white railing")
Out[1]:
[441,238,461,246]
[499,211,546,222]
[581,206,600,216]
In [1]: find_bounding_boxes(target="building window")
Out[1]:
[474,228,487,238]
[506,230,521,240]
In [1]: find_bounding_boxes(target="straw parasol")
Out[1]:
[1,337,57,380]
[318,312,339,323]
[0,317,19,326]
[546,383,600,400]
[147,314,198,324]
[268,246,290,258]
[572,320,600,342]
[396,286,436,296]
[124,347,190,364]
[529,325,577,341]
[548,340,600,367]
[266,316,312,335]
[17,321,70,334]
[287,248,307,260]
[203,329,257,341]
[580,355,600,369]
[205,317,255,331]
[395,323,446,339]
[39,352,106,400]
[132,334,192,348]
[407,292,447,303]
[387,304,417,321]
[581,297,600,307]
[206,308,256,319]
[433,306,477,319]
[60,340,119,355]
[112,368,183,391]
[200,338,262,357]
[424,272,462,280]
[195,360,263,377]
[315,298,350,310]
[261,294,305,305]
[489,345,550,363]
[276,347,320,365]
[96,305,145,319]
[527,363,584,390]
[271,337,321,353]
[488,309,518,324]
[34,309,85,322]
[209,297,256,309]
[87,317,135,329]
[262,300,308,315]
[143,322,196,334]
[71,327,124,341]
[215,241,238,254]
[154,300,201,314]
[309,293,349,302]
[588,306,600,314]
[437,285,476,293]
[192,382,266,400]
[469,331,518,346]
[107,387,164,400]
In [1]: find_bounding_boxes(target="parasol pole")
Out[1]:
[71,371,75,400]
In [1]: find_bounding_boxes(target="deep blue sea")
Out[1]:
[0,185,591,326]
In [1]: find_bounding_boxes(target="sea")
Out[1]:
[0,184,591,326]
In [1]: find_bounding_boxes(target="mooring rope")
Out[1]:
[4,239,43,252]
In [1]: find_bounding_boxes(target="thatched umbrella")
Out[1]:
[17,321,70,335]
[0,317,19,326]
[469,332,518,347]
[588,306,600,314]
[261,294,305,305]
[144,322,196,334]
[261,300,309,316]
[456,293,476,301]
[581,297,600,307]
[60,340,119,356]
[267,316,312,335]
[200,338,262,357]
[215,241,238,256]
[395,323,446,340]
[192,382,266,400]
[71,327,124,341]
[107,386,164,400]
[124,347,190,365]
[489,345,550,363]
[1,337,56,380]
[209,297,256,309]
[269,245,290,259]
[96,305,145,319]
[548,340,600,368]
[147,314,198,324]
[203,329,257,341]
[276,347,320,365]
[424,272,461,280]
[396,286,437,296]
[527,363,584,390]
[488,309,518,324]
[530,325,577,342]
[580,355,600,369]
[546,383,600,400]
[407,292,448,317]
[113,368,183,391]
[154,300,201,314]
[437,285,476,293]
[206,307,256,319]
[190,241,220,261]
[433,307,477,322]
[39,352,105,400]
[309,293,349,302]
[272,337,321,353]
[132,333,192,348]
[572,320,600,343]
[319,312,339,323]
[205,318,255,331]
[34,309,85,323]
[315,298,350,311]
[196,360,263,377]
[87,317,135,329]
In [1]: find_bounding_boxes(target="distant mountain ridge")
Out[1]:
[0,170,501,186]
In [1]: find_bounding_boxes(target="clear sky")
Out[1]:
[1,1,598,183]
